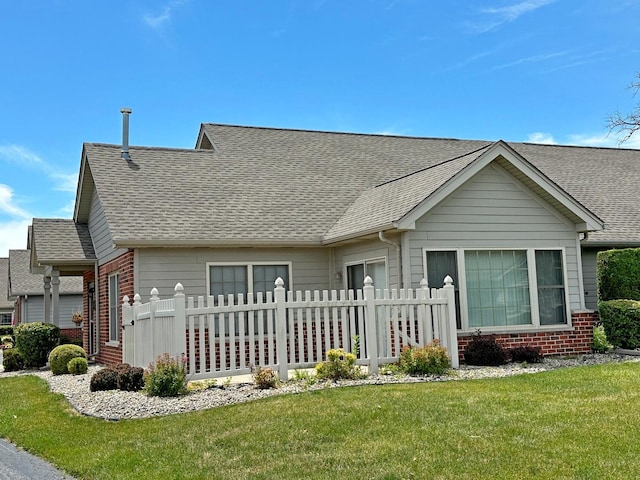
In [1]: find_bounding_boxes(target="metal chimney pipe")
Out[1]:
[120,107,132,160]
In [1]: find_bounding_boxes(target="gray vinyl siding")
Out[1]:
[88,189,127,265]
[136,247,332,300]
[20,294,83,328]
[333,238,397,290]
[21,296,44,323]
[406,163,583,311]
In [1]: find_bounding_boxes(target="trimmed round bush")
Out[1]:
[599,299,640,349]
[90,368,119,392]
[67,357,88,375]
[48,344,87,375]
[463,331,508,366]
[15,322,61,368]
[2,348,25,372]
[115,363,145,392]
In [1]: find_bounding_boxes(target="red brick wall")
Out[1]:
[456,311,599,360]
[95,251,134,366]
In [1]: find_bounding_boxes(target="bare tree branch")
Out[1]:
[607,72,640,145]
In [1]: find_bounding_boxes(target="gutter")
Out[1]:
[378,231,402,289]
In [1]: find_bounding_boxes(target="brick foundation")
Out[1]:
[456,311,599,360]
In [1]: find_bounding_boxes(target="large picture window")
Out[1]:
[424,249,568,331]
[108,272,119,343]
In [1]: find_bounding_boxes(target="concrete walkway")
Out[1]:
[0,439,74,479]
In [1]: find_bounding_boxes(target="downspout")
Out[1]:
[379,231,402,289]
[91,261,99,358]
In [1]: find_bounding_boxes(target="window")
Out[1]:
[208,263,291,299]
[424,249,568,330]
[0,313,11,325]
[108,273,119,343]
[346,259,387,290]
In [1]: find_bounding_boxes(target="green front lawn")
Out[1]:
[1,363,639,479]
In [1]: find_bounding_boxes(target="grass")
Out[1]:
[1,362,640,479]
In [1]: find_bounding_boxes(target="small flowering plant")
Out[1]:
[71,311,83,325]
[144,353,188,397]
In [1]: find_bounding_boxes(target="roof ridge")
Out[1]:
[84,143,214,154]
[515,141,640,152]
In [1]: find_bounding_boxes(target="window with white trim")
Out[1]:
[108,272,119,343]
[208,263,291,300]
[346,259,387,290]
[0,313,11,325]
[424,248,568,330]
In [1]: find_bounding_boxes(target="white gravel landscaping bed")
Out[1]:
[2,353,638,421]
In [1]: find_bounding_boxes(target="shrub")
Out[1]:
[252,366,278,389]
[59,334,83,347]
[67,357,88,375]
[0,326,13,336]
[463,331,508,366]
[15,322,61,368]
[592,324,613,353]
[49,344,87,375]
[1,334,14,345]
[398,340,450,375]
[2,348,24,372]
[90,368,119,392]
[315,348,365,381]
[115,363,145,392]
[599,299,640,349]
[509,345,543,363]
[144,353,188,397]
[597,248,640,302]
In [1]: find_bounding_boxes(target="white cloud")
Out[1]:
[0,144,77,193]
[468,0,555,33]
[0,219,32,257]
[527,132,557,144]
[143,0,188,30]
[0,184,31,220]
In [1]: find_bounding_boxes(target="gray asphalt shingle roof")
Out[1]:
[0,258,13,309]
[8,250,82,296]
[31,219,96,264]
[80,124,640,247]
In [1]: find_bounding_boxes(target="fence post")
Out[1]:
[174,283,187,364]
[274,277,288,381]
[364,276,379,374]
[149,288,159,368]
[121,295,131,364]
[443,275,459,368]
[132,294,142,367]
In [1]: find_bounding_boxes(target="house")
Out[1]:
[0,258,13,325]
[28,117,640,366]
[8,249,84,340]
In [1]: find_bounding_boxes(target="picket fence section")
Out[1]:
[122,276,458,381]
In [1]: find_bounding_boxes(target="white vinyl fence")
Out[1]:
[122,276,458,381]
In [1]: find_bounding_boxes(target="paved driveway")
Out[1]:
[0,439,74,479]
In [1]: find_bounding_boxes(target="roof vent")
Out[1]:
[120,107,132,160]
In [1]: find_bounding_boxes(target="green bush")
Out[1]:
[463,331,508,366]
[592,324,613,353]
[115,363,145,392]
[67,357,88,375]
[252,366,278,389]
[597,248,640,302]
[48,344,87,375]
[598,299,640,349]
[144,353,188,397]
[15,322,61,368]
[508,345,543,363]
[2,348,24,372]
[0,326,13,336]
[90,368,119,392]
[315,348,365,381]
[398,340,450,375]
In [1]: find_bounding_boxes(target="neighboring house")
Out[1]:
[8,249,83,338]
[0,258,13,325]
[29,120,640,366]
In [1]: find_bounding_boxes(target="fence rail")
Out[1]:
[122,276,458,381]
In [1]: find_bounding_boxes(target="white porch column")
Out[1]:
[43,272,52,323]
[51,270,60,327]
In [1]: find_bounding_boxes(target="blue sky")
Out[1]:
[1,0,639,257]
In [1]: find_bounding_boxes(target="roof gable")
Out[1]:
[8,249,83,297]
